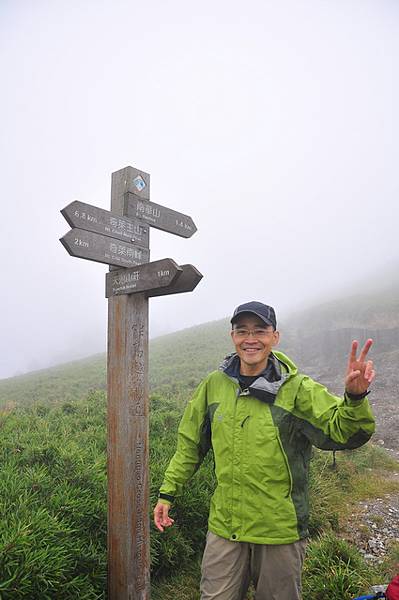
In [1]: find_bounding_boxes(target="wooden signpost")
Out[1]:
[60,228,150,268]
[60,166,202,600]
[124,193,197,238]
[61,200,150,246]
[146,264,203,297]
[105,258,183,298]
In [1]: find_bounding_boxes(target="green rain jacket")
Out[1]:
[159,351,375,544]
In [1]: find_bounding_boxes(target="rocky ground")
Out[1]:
[342,487,399,564]
[339,469,399,598]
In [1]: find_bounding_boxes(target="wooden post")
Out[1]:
[107,167,151,599]
[59,165,201,599]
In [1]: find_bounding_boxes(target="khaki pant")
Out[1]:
[200,531,306,600]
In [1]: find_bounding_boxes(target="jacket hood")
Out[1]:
[272,350,299,376]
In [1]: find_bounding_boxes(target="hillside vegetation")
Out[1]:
[0,355,107,409]
[0,320,231,409]
[2,271,399,417]
[1,270,399,597]
[0,391,398,599]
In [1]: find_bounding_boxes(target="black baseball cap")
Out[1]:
[231,301,277,330]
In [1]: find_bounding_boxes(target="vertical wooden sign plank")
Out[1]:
[107,166,151,600]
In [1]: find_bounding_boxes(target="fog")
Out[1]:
[0,0,398,379]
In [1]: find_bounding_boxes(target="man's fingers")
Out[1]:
[154,506,165,532]
[346,369,361,384]
[348,340,358,369]
[154,503,174,532]
[358,338,373,363]
[346,356,375,393]
[154,504,168,532]
[365,362,375,384]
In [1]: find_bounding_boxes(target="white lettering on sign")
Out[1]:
[175,219,192,230]
[113,283,137,293]
[74,237,89,248]
[145,204,160,218]
[107,216,146,240]
[136,200,161,223]
[74,209,99,225]
[113,271,140,286]
[127,247,142,260]
[157,270,170,277]
[112,244,143,259]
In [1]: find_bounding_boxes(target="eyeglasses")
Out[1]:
[232,328,274,339]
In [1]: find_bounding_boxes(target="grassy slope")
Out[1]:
[2,267,399,408]
[0,354,107,408]
[1,391,398,600]
[1,272,399,597]
[2,261,399,407]
[0,319,232,408]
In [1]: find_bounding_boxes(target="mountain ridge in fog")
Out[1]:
[1,262,398,415]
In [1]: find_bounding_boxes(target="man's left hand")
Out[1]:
[345,339,375,396]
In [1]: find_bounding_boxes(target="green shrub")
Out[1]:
[308,450,342,535]
[0,393,107,599]
[302,533,374,600]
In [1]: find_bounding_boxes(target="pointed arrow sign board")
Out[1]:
[124,192,197,238]
[60,229,150,268]
[61,201,150,247]
[146,264,202,297]
[105,258,182,298]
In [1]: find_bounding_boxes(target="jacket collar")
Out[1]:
[219,352,288,404]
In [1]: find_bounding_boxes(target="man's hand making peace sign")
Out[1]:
[345,338,375,396]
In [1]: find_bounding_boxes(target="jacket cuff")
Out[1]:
[345,390,370,406]
[159,492,175,505]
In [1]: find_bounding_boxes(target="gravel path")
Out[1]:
[342,465,399,565]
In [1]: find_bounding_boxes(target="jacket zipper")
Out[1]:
[229,386,240,537]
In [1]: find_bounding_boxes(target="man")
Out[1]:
[153,301,376,600]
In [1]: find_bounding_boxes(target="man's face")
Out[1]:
[231,313,280,375]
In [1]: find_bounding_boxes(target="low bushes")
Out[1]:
[0,391,396,598]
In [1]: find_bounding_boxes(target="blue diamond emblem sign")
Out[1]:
[133,175,146,192]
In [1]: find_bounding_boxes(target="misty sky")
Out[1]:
[1,0,398,379]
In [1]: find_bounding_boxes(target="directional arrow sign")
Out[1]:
[60,229,150,268]
[124,192,197,238]
[61,201,149,247]
[146,264,202,297]
[105,258,183,298]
